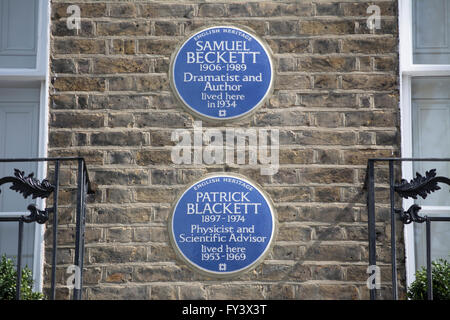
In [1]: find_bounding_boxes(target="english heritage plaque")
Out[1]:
[170,26,274,121]
[169,174,276,277]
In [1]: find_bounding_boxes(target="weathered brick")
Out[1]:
[109,3,137,18]
[341,2,397,17]
[253,110,311,126]
[151,169,179,185]
[374,56,398,72]
[266,38,311,54]
[139,4,194,18]
[106,227,133,243]
[277,225,313,241]
[198,4,226,17]
[94,169,149,186]
[50,112,104,128]
[312,39,340,54]
[53,77,106,92]
[297,131,357,146]
[52,20,94,37]
[304,244,364,262]
[299,167,355,184]
[97,22,150,36]
[135,187,177,203]
[90,131,147,146]
[154,21,179,36]
[345,111,398,127]
[89,246,147,264]
[94,95,148,110]
[313,112,343,128]
[111,39,136,55]
[135,150,172,166]
[135,112,192,128]
[342,37,397,53]
[227,3,252,17]
[283,2,313,16]
[138,39,179,55]
[94,58,151,74]
[266,187,312,202]
[299,93,357,108]
[316,149,341,165]
[279,149,314,164]
[52,3,106,19]
[248,2,282,17]
[343,149,395,165]
[299,56,356,72]
[52,59,76,74]
[49,131,72,148]
[374,93,399,109]
[108,113,134,128]
[314,186,341,202]
[270,20,299,35]
[107,151,134,165]
[313,74,339,89]
[315,3,341,16]
[275,75,311,90]
[105,188,133,203]
[300,20,355,35]
[342,74,398,91]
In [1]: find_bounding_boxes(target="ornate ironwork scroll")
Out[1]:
[394,169,450,200]
[0,169,55,224]
[395,204,426,224]
[0,169,54,199]
[22,204,52,224]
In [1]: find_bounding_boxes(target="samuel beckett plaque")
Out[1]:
[169,174,276,277]
[170,26,274,121]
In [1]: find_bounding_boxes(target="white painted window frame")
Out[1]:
[0,0,50,292]
[399,0,450,287]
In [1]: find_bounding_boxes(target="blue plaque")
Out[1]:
[170,26,274,121]
[169,174,276,276]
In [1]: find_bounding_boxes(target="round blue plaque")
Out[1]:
[170,26,274,121]
[169,174,276,276]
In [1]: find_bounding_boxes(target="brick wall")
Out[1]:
[46,0,402,299]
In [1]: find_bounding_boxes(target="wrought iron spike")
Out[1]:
[395,204,426,224]
[22,204,51,224]
[0,169,54,199]
[394,169,450,199]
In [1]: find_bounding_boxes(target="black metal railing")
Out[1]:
[365,158,450,300]
[0,157,93,300]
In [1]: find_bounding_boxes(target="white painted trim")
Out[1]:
[399,0,450,288]
[400,74,416,288]
[0,71,46,80]
[418,206,450,213]
[402,67,450,76]
[0,0,48,79]
[36,0,50,77]
[399,0,418,288]
[399,0,413,71]
[32,79,50,292]
[32,0,51,293]
[0,212,31,218]
[399,0,450,74]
